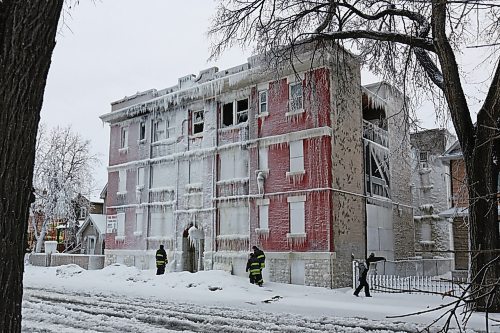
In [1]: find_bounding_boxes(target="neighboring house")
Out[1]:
[439,140,472,273]
[27,195,104,252]
[77,214,107,255]
[410,129,455,262]
[100,43,413,288]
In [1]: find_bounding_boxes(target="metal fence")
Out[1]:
[353,261,468,295]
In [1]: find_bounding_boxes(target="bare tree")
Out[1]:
[30,125,98,253]
[210,0,500,312]
[0,1,64,331]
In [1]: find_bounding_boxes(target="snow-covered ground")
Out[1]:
[22,264,499,332]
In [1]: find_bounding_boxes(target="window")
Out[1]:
[259,147,268,171]
[150,209,173,237]
[120,127,128,148]
[236,99,248,123]
[79,207,87,219]
[137,167,145,187]
[219,149,248,180]
[153,119,166,142]
[222,102,233,127]
[135,210,143,235]
[259,204,269,229]
[289,140,304,172]
[150,163,175,188]
[221,99,249,127]
[289,200,305,234]
[419,151,429,162]
[117,212,125,237]
[139,121,146,141]
[219,204,249,235]
[118,170,127,193]
[259,90,268,113]
[289,82,303,112]
[87,236,96,254]
[192,110,204,134]
[189,159,202,184]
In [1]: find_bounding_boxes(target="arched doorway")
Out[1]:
[182,225,204,272]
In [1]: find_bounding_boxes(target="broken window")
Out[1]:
[289,82,303,112]
[192,110,204,134]
[221,98,249,127]
[222,102,234,127]
[259,90,268,113]
[236,98,248,123]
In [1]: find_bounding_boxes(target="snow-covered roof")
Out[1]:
[77,214,107,236]
[440,140,462,161]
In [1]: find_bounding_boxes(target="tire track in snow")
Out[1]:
[22,287,428,333]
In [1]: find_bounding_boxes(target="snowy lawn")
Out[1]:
[22,264,499,332]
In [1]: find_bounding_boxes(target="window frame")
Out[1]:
[120,126,129,148]
[192,110,204,135]
[289,82,304,112]
[139,121,146,141]
[289,140,304,173]
[258,90,268,114]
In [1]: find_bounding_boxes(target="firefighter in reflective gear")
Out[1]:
[246,253,263,286]
[156,245,168,275]
[252,245,266,270]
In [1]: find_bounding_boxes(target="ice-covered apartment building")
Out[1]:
[100,44,414,288]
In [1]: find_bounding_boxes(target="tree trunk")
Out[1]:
[0,1,63,332]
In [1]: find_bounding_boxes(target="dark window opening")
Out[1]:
[236,98,248,123]
[222,102,234,127]
[139,121,146,141]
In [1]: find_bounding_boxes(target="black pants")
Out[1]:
[354,278,370,296]
[156,265,165,275]
[249,273,263,286]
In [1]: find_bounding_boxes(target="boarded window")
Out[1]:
[118,170,127,193]
[219,149,248,180]
[259,147,268,171]
[289,140,304,172]
[258,204,269,229]
[189,159,202,184]
[135,210,143,234]
[137,167,145,187]
[151,164,175,188]
[150,209,173,237]
[219,204,249,235]
[117,213,125,237]
[289,201,305,234]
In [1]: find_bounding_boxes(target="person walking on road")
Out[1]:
[246,253,263,286]
[354,253,386,297]
[156,245,168,275]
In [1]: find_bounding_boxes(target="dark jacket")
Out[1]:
[366,254,385,268]
[156,248,168,267]
[246,257,262,276]
[254,248,266,268]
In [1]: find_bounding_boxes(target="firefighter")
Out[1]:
[252,245,266,270]
[155,245,168,275]
[246,253,263,286]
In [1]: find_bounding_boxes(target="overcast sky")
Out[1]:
[41,1,491,199]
